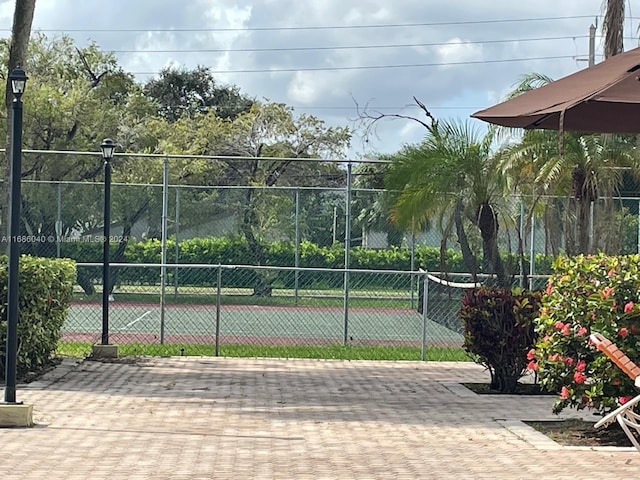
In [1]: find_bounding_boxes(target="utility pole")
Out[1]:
[578,21,597,68]
[588,23,596,67]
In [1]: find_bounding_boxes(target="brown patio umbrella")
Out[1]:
[471,47,640,134]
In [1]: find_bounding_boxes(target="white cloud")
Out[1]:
[2,0,628,156]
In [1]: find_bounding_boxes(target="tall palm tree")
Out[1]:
[501,128,637,255]
[385,119,510,285]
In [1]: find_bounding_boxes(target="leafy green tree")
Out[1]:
[149,102,351,294]
[143,66,254,122]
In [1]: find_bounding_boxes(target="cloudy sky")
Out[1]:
[0,0,637,158]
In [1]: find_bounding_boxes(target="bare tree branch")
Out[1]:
[353,95,437,147]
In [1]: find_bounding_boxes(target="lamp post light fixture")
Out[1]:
[4,66,28,404]
[100,138,116,346]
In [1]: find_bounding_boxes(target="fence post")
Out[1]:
[55,181,62,257]
[294,188,300,305]
[421,272,428,361]
[215,264,222,356]
[519,200,525,288]
[343,162,352,345]
[529,200,535,290]
[174,187,180,301]
[159,156,169,344]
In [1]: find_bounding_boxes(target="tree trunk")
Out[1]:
[1,0,36,252]
[477,202,507,286]
[240,186,272,296]
[453,201,478,281]
[603,0,624,59]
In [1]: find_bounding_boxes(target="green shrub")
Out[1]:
[532,254,640,414]
[0,256,76,379]
[461,286,542,393]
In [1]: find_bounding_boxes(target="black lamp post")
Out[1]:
[100,138,116,346]
[4,66,27,404]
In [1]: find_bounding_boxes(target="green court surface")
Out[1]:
[64,301,464,346]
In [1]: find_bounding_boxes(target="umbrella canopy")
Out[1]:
[471,47,640,134]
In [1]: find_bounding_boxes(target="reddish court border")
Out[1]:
[70,300,418,314]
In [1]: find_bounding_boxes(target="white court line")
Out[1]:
[117,310,153,331]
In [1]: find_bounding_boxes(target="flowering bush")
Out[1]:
[532,254,640,414]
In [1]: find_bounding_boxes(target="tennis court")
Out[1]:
[64,301,464,347]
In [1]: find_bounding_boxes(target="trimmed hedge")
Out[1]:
[0,256,76,379]
[61,237,554,289]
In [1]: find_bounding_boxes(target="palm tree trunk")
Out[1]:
[603,0,624,59]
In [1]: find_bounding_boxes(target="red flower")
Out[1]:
[619,327,629,339]
[562,324,571,336]
[619,396,634,405]
[560,386,570,399]
[526,349,536,361]
[554,321,565,330]
[575,360,586,372]
[565,357,575,366]
[573,372,587,384]
[527,360,538,371]
[548,354,562,362]
[577,327,588,336]
[546,283,553,295]
[625,301,635,313]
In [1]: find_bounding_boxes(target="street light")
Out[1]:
[100,138,115,346]
[4,66,27,404]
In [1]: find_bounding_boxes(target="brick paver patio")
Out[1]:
[1,357,638,479]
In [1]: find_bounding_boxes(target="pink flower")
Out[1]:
[526,349,536,361]
[554,321,566,330]
[527,360,538,371]
[546,283,553,295]
[562,324,571,336]
[573,372,587,384]
[625,301,635,313]
[619,396,634,405]
[565,357,575,366]
[575,360,586,372]
[619,327,629,339]
[602,287,615,299]
[548,354,562,362]
[560,386,570,399]
[577,327,588,336]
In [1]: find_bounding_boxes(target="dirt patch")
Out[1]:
[525,419,634,447]
[463,382,634,447]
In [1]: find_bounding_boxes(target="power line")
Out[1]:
[111,35,589,54]
[21,15,598,33]
[129,55,583,75]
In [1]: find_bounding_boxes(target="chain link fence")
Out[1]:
[7,151,640,360]
[60,264,471,361]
